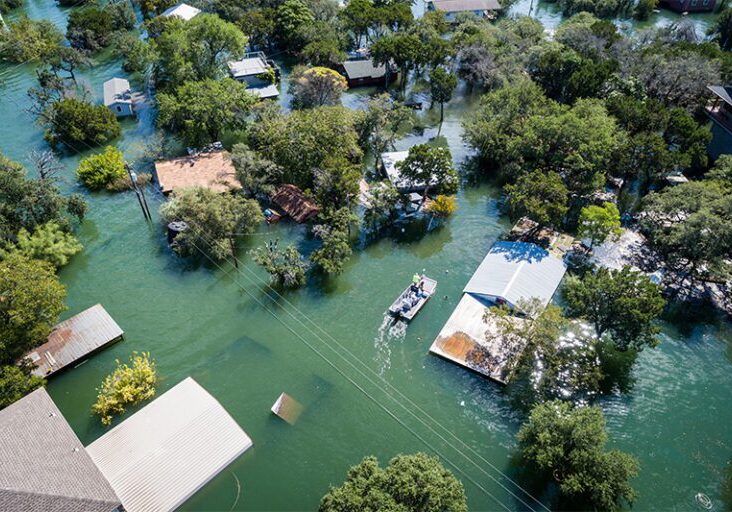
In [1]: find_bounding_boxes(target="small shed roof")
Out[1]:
[271,184,320,223]
[24,304,124,378]
[228,57,269,78]
[103,78,132,106]
[161,2,201,20]
[155,151,241,194]
[430,0,501,11]
[708,85,732,106]
[381,151,437,193]
[0,388,121,512]
[249,83,280,99]
[343,59,386,80]
[463,241,566,311]
[86,377,252,512]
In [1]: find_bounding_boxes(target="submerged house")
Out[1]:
[271,184,320,223]
[429,241,567,384]
[161,2,201,20]
[426,0,501,21]
[341,58,392,87]
[227,52,280,99]
[103,78,134,118]
[22,304,124,378]
[155,150,241,194]
[380,151,437,194]
[1,378,252,512]
[659,0,716,12]
[706,85,732,160]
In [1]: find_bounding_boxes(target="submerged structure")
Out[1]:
[429,241,567,384]
[271,184,320,223]
[426,0,501,21]
[227,52,280,99]
[23,304,124,378]
[103,78,134,118]
[155,150,241,194]
[706,85,732,160]
[161,2,201,20]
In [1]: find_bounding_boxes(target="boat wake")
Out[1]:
[373,314,408,375]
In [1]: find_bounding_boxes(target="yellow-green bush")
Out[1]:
[92,352,157,425]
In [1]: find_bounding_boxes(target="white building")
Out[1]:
[103,78,134,118]
[380,151,438,194]
[161,2,201,20]
[426,0,501,22]
[227,53,279,99]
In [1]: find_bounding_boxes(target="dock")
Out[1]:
[23,304,124,378]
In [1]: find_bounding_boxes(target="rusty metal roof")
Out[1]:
[24,304,124,378]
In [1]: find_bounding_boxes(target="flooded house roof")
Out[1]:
[0,388,121,512]
[342,59,386,80]
[86,377,252,512]
[154,151,241,194]
[429,0,501,11]
[708,85,732,106]
[23,304,124,378]
[227,57,270,78]
[271,184,320,223]
[103,78,132,106]
[380,151,437,193]
[161,3,201,20]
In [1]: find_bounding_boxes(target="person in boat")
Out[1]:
[410,273,421,293]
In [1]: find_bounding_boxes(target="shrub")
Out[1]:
[77,146,127,191]
[92,352,158,425]
[45,98,121,148]
[5,222,82,268]
[426,194,458,217]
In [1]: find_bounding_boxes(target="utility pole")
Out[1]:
[125,164,152,222]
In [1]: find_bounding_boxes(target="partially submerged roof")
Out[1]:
[155,151,241,194]
[103,78,132,106]
[0,388,121,512]
[249,83,280,99]
[86,377,252,512]
[342,59,386,80]
[271,184,320,223]
[24,304,124,378]
[271,392,304,425]
[381,151,436,193]
[429,294,529,384]
[228,57,269,78]
[463,241,566,311]
[161,2,201,20]
[430,0,501,11]
[708,85,732,106]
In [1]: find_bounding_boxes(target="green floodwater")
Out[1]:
[2,2,732,511]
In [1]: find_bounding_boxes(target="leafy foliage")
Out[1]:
[289,66,348,109]
[578,202,621,248]
[708,8,732,51]
[157,78,256,147]
[396,144,457,200]
[504,170,568,228]
[319,453,467,512]
[364,181,400,229]
[66,7,115,51]
[518,400,639,511]
[310,208,355,275]
[3,222,82,268]
[251,239,307,288]
[92,352,158,425]
[0,365,45,410]
[0,17,63,63]
[76,146,127,191]
[430,67,457,131]
[563,266,665,351]
[43,98,121,148]
[159,187,263,261]
[231,143,283,198]
[426,194,458,218]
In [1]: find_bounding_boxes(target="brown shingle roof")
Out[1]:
[155,151,241,194]
[0,388,121,512]
[271,184,320,223]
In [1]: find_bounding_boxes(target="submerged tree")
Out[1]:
[3,222,82,269]
[397,144,457,203]
[92,352,158,425]
[577,202,621,249]
[429,67,458,134]
[251,239,307,288]
[504,170,569,228]
[518,400,639,511]
[310,208,356,275]
[43,98,121,149]
[363,181,400,230]
[289,66,348,109]
[319,453,467,512]
[355,94,413,171]
[76,146,128,191]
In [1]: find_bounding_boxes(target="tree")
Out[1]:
[251,239,308,288]
[43,98,121,148]
[396,144,457,202]
[0,17,63,63]
[66,7,115,51]
[504,170,569,228]
[0,0,22,13]
[429,67,457,135]
[640,179,732,282]
[0,365,44,410]
[364,181,399,229]
[371,33,422,91]
[615,131,676,193]
[275,0,315,49]
[76,146,128,191]
[634,0,657,20]
[289,66,348,109]
[159,187,263,261]
[310,208,356,275]
[4,222,82,268]
[578,202,621,248]
[157,78,256,147]
[319,453,467,512]
[0,254,66,364]
[92,352,157,425]
[708,8,732,51]
[355,94,413,171]
[563,266,666,351]
[518,401,639,511]
[231,143,283,198]
[426,194,457,218]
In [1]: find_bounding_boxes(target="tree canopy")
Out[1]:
[289,66,348,109]
[43,98,121,149]
[76,146,128,191]
[319,453,467,512]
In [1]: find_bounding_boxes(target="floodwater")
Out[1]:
[1,1,731,511]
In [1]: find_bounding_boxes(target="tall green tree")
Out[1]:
[578,202,621,248]
[708,8,732,51]
[157,78,256,147]
[563,266,666,351]
[319,453,467,512]
[310,208,356,275]
[275,0,315,49]
[396,144,457,202]
[43,98,121,148]
[518,400,639,511]
[504,170,569,228]
[3,222,82,269]
[429,67,457,134]
[251,239,307,288]
[371,33,422,91]
[0,17,63,63]
[289,66,348,109]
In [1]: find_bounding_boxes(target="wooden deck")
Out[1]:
[23,304,124,378]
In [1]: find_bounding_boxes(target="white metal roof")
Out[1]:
[227,57,269,78]
[463,241,566,311]
[161,3,201,20]
[380,151,438,192]
[103,78,132,106]
[86,377,252,512]
[249,83,280,98]
[429,0,501,12]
